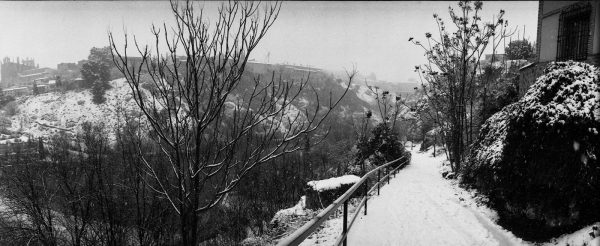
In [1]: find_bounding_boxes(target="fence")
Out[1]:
[277,156,410,246]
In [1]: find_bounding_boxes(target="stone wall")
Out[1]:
[517,62,548,98]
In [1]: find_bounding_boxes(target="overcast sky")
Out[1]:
[0,1,538,83]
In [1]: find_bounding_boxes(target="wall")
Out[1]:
[1,58,37,87]
[542,1,578,15]
[538,14,560,62]
[517,62,548,98]
[538,1,599,63]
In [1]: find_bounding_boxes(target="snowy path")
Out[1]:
[345,147,526,246]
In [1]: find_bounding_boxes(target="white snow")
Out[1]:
[346,146,525,245]
[10,78,142,140]
[355,85,376,105]
[473,106,511,169]
[520,62,599,127]
[271,196,308,224]
[542,223,600,246]
[300,146,526,245]
[307,175,361,192]
[298,97,309,108]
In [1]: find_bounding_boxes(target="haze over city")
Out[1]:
[0,1,537,82]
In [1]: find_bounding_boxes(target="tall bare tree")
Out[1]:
[109,1,354,244]
[410,0,509,172]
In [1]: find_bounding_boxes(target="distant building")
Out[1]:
[1,86,30,97]
[246,60,274,74]
[36,83,56,94]
[484,54,507,63]
[18,67,54,86]
[112,56,144,70]
[56,62,81,80]
[57,62,78,72]
[1,57,37,87]
[518,1,600,97]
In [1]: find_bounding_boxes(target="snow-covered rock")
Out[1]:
[270,196,307,225]
[306,175,360,192]
[305,175,361,210]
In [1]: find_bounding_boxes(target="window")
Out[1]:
[557,4,591,61]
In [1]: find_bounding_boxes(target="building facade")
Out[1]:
[18,67,54,86]
[518,1,600,97]
[1,57,37,88]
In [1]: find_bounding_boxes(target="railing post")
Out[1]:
[364,179,368,215]
[387,167,390,184]
[377,169,381,195]
[343,200,348,246]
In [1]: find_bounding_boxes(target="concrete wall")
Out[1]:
[517,62,548,98]
[542,1,578,15]
[592,1,600,54]
[539,14,560,62]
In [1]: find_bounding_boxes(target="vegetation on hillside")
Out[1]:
[80,46,113,104]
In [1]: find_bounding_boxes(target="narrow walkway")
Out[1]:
[346,147,526,246]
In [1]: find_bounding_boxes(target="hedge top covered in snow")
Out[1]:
[464,61,600,237]
[471,61,600,170]
[519,61,600,127]
[307,175,361,192]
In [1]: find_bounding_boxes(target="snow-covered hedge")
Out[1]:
[305,175,361,209]
[463,61,600,240]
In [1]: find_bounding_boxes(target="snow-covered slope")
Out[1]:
[10,78,140,139]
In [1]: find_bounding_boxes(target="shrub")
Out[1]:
[3,101,19,116]
[463,61,600,240]
[0,94,15,108]
[0,116,11,134]
[353,123,410,174]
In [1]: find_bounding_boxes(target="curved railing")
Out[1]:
[277,155,410,246]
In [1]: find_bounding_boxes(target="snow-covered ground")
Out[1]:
[345,146,526,246]
[288,145,599,246]
[545,224,600,246]
[9,78,141,139]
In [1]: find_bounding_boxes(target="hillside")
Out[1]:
[9,78,139,139]
[6,64,416,142]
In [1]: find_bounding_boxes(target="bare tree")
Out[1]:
[410,0,509,172]
[109,1,354,244]
[364,84,405,130]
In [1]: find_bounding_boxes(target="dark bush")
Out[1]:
[305,180,358,210]
[353,122,410,174]
[463,61,600,241]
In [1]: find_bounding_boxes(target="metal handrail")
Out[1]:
[277,155,410,246]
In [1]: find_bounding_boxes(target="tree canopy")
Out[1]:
[505,39,534,60]
[80,46,113,104]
